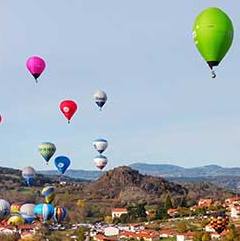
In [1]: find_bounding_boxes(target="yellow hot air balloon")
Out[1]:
[7,215,24,226]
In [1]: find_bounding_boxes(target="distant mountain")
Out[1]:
[40,163,240,180]
[39,169,102,180]
[129,163,240,177]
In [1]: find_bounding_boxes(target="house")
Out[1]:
[111,208,128,219]
[205,224,215,233]
[225,196,240,206]
[94,234,118,241]
[198,199,213,208]
[120,230,159,241]
[167,208,179,217]
[177,232,194,241]
[230,204,240,219]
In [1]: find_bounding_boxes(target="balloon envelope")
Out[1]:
[193,8,234,70]
[34,204,54,222]
[26,56,46,80]
[10,204,21,214]
[39,143,56,164]
[93,139,108,154]
[53,207,67,224]
[54,156,71,175]
[0,199,10,220]
[22,167,36,186]
[7,215,24,226]
[60,100,77,123]
[94,155,108,170]
[20,204,35,224]
[94,90,107,110]
[42,186,55,204]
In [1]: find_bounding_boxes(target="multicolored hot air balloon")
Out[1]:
[193,7,234,78]
[54,156,71,175]
[0,199,10,220]
[22,167,36,186]
[34,204,54,223]
[20,203,36,224]
[93,139,108,154]
[60,100,78,123]
[209,211,229,234]
[53,207,67,224]
[7,215,24,226]
[41,186,55,204]
[94,155,108,170]
[38,142,56,165]
[94,90,107,110]
[26,56,46,83]
[10,204,21,215]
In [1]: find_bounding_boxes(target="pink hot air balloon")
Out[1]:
[26,56,46,83]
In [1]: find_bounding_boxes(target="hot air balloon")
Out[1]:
[193,8,234,78]
[93,139,108,154]
[53,207,67,224]
[38,142,56,165]
[0,115,2,124]
[54,156,71,175]
[60,100,78,123]
[7,215,24,226]
[22,167,36,186]
[0,199,10,220]
[94,90,107,110]
[34,204,54,223]
[94,155,108,170]
[10,204,21,215]
[26,56,46,83]
[20,204,36,224]
[209,211,229,234]
[41,186,55,204]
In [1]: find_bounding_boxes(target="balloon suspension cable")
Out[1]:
[211,69,216,79]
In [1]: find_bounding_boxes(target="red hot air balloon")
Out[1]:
[60,100,77,123]
[0,115,2,124]
[26,56,46,83]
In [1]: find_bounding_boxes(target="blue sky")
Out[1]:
[0,1,240,170]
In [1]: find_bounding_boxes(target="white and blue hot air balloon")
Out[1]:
[0,199,10,220]
[54,156,71,175]
[22,167,36,186]
[94,155,108,170]
[93,138,108,154]
[20,203,36,224]
[94,90,107,110]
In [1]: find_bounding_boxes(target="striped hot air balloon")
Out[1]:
[53,207,67,224]
[209,211,229,234]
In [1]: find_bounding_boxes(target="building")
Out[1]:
[177,232,194,241]
[167,208,179,217]
[230,204,240,219]
[225,196,240,206]
[111,208,128,219]
[120,230,159,241]
[198,199,213,208]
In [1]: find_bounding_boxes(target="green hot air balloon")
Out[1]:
[193,7,234,78]
[39,142,56,165]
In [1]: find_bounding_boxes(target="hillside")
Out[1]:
[80,166,233,206]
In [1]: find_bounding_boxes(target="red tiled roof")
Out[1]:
[112,208,127,212]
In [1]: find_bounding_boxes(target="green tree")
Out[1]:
[165,194,173,209]
[155,207,168,220]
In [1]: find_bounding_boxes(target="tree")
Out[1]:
[176,221,188,233]
[165,194,173,209]
[155,207,168,220]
